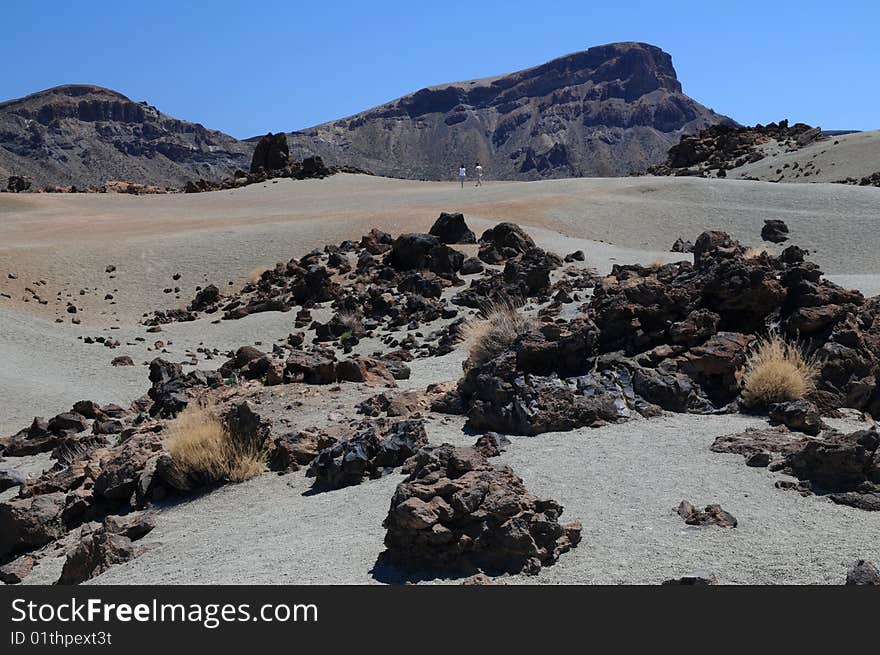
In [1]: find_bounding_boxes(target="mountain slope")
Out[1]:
[0,85,250,189]
[286,42,732,180]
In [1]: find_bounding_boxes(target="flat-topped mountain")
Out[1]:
[286,42,733,180]
[0,85,250,189]
[1,43,732,188]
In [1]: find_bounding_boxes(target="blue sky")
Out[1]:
[3,0,878,137]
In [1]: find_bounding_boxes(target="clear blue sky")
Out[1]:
[3,0,878,137]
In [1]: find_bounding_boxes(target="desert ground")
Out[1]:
[729,129,880,184]
[2,173,880,584]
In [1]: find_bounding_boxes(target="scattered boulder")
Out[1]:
[845,559,880,585]
[381,443,581,576]
[336,356,397,386]
[761,219,790,244]
[57,524,145,585]
[768,400,825,435]
[671,238,694,253]
[675,500,738,528]
[428,212,476,244]
[472,433,512,458]
[0,492,66,558]
[307,420,428,490]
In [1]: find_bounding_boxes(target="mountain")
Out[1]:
[0,43,732,189]
[285,42,733,180]
[0,85,250,189]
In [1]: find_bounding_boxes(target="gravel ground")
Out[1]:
[4,174,880,585]
[71,411,880,586]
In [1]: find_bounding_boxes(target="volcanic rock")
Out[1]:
[381,443,581,575]
[428,212,476,244]
[762,219,790,244]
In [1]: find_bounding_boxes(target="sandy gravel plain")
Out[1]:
[2,173,879,584]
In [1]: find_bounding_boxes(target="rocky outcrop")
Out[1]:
[0,85,250,189]
[454,227,880,436]
[381,444,581,576]
[648,120,822,177]
[250,133,290,173]
[306,420,428,490]
[57,514,155,585]
[286,42,731,180]
[428,212,476,244]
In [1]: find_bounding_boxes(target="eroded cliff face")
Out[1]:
[0,85,250,188]
[287,42,733,180]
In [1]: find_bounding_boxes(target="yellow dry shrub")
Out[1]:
[741,333,818,407]
[459,299,535,369]
[165,403,265,484]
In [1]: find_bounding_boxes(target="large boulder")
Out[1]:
[428,212,476,244]
[57,524,145,585]
[0,492,66,558]
[306,420,428,490]
[761,219,790,244]
[478,222,536,263]
[381,444,581,576]
[388,234,464,277]
[250,132,289,173]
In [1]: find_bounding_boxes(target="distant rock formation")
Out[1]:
[250,133,290,173]
[0,85,250,189]
[0,43,733,188]
[647,120,822,177]
[286,42,732,180]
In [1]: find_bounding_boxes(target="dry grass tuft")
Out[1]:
[336,310,364,337]
[165,403,265,484]
[744,245,772,259]
[741,333,818,407]
[459,298,535,369]
[650,257,665,269]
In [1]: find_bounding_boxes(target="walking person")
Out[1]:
[458,164,467,188]
[474,162,483,187]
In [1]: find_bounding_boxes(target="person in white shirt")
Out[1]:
[458,164,467,188]
[474,162,483,186]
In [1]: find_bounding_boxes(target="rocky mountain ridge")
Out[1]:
[285,41,733,179]
[0,85,250,189]
[1,43,732,188]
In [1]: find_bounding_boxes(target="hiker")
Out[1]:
[458,164,466,188]
[474,162,483,186]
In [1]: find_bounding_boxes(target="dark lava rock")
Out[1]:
[768,400,825,435]
[306,420,428,490]
[428,212,476,244]
[761,219,790,244]
[0,492,66,558]
[472,433,511,458]
[671,238,694,253]
[57,524,145,585]
[381,443,581,576]
[675,500,737,528]
[250,132,290,173]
